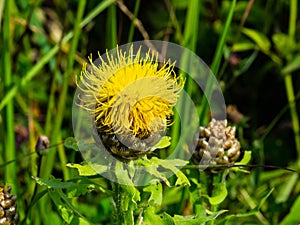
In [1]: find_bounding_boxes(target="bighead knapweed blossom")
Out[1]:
[77,45,184,159]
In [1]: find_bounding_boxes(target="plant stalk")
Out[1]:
[3,0,17,193]
[285,0,300,165]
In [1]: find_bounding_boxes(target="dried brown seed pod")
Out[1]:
[192,119,241,168]
[0,186,18,225]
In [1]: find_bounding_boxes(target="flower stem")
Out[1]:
[113,182,135,225]
[113,182,122,224]
[284,74,300,164]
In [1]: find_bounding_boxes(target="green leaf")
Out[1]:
[275,173,298,203]
[144,206,175,225]
[242,28,271,52]
[204,182,228,205]
[281,54,300,74]
[33,176,73,189]
[256,187,274,210]
[64,137,79,151]
[65,177,105,198]
[272,33,297,56]
[115,161,135,186]
[174,215,201,225]
[232,188,274,218]
[152,136,171,150]
[232,150,252,173]
[48,189,74,224]
[57,189,85,219]
[280,195,300,225]
[236,150,252,165]
[137,158,170,186]
[174,206,227,225]
[48,188,88,224]
[151,157,190,186]
[67,163,107,176]
[232,42,256,52]
[70,217,91,225]
[143,182,163,206]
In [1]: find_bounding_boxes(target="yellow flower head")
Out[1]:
[78,46,184,141]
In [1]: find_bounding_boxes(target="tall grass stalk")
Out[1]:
[2,0,17,193]
[170,0,200,152]
[198,0,236,124]
[285,0,300,165]
[106,4,117,48]
[127,0,141,43]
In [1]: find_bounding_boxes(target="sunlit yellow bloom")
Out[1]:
[78,45,184,141]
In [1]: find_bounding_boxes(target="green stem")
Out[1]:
[284,75,300,164]
[198,0,236,123]
[3,0,17,193]
[288,0,296,39]
[113,182,122,225]
[284,0,300,165]
[112,182,134,225]
[127,0,141,43]
[106,4,117,48]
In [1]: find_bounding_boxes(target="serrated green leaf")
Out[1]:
[204,182,228,205]
[174,215,201,225]
[174,170,190,186]
[67,163,107,176]
[137,159,170,186]
[151,157,190,186]
[66,179,96,198]
[242,28,270,52]
[143,182,163,206]
[64,137,79,151]
[174,207,227,225]
[33,176,73,189]
[144,206,175,225]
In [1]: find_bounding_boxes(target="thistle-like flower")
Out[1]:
[77,46,184,159]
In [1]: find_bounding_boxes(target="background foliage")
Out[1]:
[0,0,300,224]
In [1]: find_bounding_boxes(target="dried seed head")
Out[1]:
[0,186,18,225]
[192,119,241,168]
